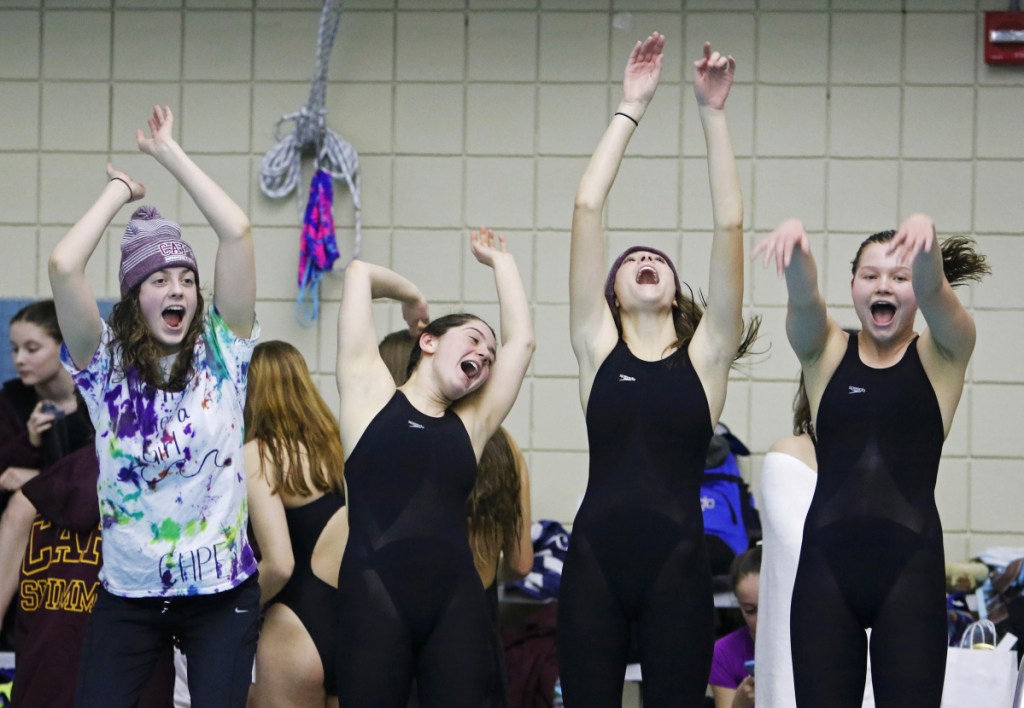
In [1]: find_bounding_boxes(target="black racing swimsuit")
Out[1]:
[791,334,947,708]
[335,391,502,708]
[558,340,715,708]
[271,492,345,695]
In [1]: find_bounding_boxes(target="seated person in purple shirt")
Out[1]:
[710,546,760,708]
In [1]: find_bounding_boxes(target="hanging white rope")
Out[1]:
[258,0,361,265]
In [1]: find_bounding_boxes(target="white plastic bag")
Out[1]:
[940,646,1018,707]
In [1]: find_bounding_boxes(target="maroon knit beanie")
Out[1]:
[118,206,198,297]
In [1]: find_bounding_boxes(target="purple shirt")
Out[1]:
[709,626,755,689]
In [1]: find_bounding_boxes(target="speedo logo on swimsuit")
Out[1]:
[408,420,425,429]
[618,374,636,382]
[848,386,866,394]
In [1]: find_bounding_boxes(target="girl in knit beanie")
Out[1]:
[48,105,259,708]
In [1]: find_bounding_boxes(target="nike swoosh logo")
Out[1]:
[408,421,424,429]
[618,374,636,382]
[234,608,248,614]
[849,386,865,394]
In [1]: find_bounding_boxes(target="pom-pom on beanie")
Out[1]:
[118,206,198,297]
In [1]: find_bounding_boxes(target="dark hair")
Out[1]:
[467,427,524,569]
[793,372,812,436]
[851,230,991,287]
[245,341,344,497]
[730,545,762,590]
[406,313,495,380]
[11,299,61,343]
[604,247,760,361]
[108,284,205,392]
[378,329,416,386]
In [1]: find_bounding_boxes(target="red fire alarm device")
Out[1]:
[985,12,1024,65]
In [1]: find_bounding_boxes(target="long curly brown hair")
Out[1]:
[108,285,205,391]
[244,341,344,497]
[467,426,524,570]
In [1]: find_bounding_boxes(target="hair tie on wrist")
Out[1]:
[110,176,132,199]
[614,112,639,127]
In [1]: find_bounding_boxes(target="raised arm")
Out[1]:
[570,32,665,362]
[690,42,745,376]
[888,214,976,366]
[49,167,144,368]
[336,260,428,451]
[458,229,535,455]
[752,219,839,368]
[137,106,255,337]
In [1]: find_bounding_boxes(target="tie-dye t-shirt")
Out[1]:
[61,307,259,598]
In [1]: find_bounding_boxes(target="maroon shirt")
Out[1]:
[6,383,99,708]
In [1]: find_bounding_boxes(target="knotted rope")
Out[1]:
[258,0,361,323]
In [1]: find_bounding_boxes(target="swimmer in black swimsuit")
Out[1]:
[378,330,533,707]
[753,215,989,707]
[560,34,758,708]
[244,341,348,708]
[334,228,534,708]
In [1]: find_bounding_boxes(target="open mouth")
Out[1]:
[460,360,480,379]
[162,305,186,329]
[636,265,659,285]
[870,301,896,325]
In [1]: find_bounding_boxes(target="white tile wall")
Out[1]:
[394,83,465,154]
[830,13,902,85]
[6,1,1024,574]
[396,12,466,81]
[0,12,41,80]
[468,84,536,155]
[756,13,829,84]
[40,83,110,152]
[829,86,901,159]
[905,13,977,85]
[539,12,609,83]
[183,11,252,81]
[538,84,610,156]
[0,227,39,297]
[755,86,827,157]
[977,87,1024,159]
[465,156,536,229]
[826,160,899,232]
[43,11,111,80]
[467,11,538,81]
[115,11,183,81]
[898,161,974,233]
[902,86,975,159]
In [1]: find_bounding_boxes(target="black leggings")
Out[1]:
[557,521,714,708]
[790,520,947,708]
[75,575,260,708]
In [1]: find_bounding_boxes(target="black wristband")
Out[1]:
[110,176,132,199]
[614,111,639,127]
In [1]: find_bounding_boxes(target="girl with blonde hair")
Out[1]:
[245,340,346,708]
